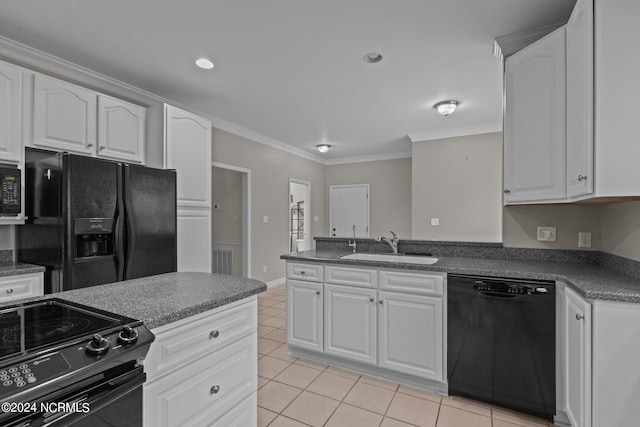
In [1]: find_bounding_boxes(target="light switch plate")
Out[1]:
[263,216,269,223]
[431,218,440,226]
[537,226,556,242]
[578,232,592,248]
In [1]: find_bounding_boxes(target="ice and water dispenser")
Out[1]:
[74,218,114,258]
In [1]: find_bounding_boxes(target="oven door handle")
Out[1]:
[42,366,145,426]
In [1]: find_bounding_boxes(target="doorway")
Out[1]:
[289,178,311,253]
[211,162,251,277]
[329,184,370,237]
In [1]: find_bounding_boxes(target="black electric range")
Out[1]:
[0,298,154,426]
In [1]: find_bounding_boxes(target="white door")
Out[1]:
[564,286,592,427]
[330,184,369,238]
[287,280,323,351]
[0,60,22,163]
[97,94,146,164]
[164,104,212,208]
[32,74,97,155]
[566,0,594,198]
[378,291,443,381]
[504,27,566,203]
[324,284,377,364]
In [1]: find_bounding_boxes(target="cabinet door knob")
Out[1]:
[209,330,220,339]
[378,300,383,305]
[369,297,374,303]
[504,189,510,194]
[99,145,106,151]
[316,290,320,295]
[210,385,221,394]
[87,143,94,148]
[6,288,13,294]
[578,174,588,182]
[576,314,584,320]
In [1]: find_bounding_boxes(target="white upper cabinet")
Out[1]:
[0,60,22,164]
[28,73,147,164]
[31,74,97,156]
[566,0,594,198]
[164,104,211,208]
[504,27,566,204]
[97,94,145,164]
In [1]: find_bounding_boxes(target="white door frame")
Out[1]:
[329,184,370,237]
[288,178,311,252]
[212,162,251,278]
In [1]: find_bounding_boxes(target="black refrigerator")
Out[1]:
[17,153,177,294]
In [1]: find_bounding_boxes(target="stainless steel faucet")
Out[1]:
[376,231,399,254]
[348,224,357,253]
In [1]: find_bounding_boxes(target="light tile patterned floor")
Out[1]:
[258,285,557,427]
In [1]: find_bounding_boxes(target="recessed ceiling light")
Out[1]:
[195,57,214,70]
[434,100,459,116]
[316,144,331,153]
[363,52,383,64]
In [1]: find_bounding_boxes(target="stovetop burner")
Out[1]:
[0,299,138,364]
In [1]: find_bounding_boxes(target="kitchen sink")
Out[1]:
[340,253,438,265]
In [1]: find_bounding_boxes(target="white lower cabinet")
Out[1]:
[0,272,44,303]
[563,285,592,427]
[378,291,443,381]
[143,297,257,427]
[324,284,377,364]
[287,279,323,352]
[286,262,446,388]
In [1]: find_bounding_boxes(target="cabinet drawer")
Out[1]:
[0,273,44,302]
[208,392,256,427]
[144,333,257,427]
[379,270,444,297]
[145,298,257,379]
[287,262,323,282]
[325,265,377,288]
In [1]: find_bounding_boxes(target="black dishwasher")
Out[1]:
[447,275,555,420]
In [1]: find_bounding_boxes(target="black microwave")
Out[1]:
[0,166,21,216]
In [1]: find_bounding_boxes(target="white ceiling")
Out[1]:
[0,0,575,162]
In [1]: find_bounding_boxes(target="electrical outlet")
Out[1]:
[263,216,269,223]
[578,232,592,248]
[537,227,556,242]
[213,203,221,210]
[431,218,440,226]
[314,216,319,222]
[263,266,267,273]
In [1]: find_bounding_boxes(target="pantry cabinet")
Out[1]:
[504,26,566,204]
[0,60,22,164]
[28,73,146,163]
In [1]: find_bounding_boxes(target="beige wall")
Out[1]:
[411,132,503,242]
[325,158,412,239]
[211,128,326,283]
[503,205,601,250]
[601,201,640,261]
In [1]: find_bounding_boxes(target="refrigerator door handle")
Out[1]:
[115,165,126,281]
[123,165,136,280]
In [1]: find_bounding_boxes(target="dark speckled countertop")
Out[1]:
[0,272,267,329]
[281,250,640,303]
[0,262,46,277]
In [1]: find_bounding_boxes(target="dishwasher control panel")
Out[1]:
[473,280,553,295]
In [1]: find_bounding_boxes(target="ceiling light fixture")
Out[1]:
[195,57,214,70]
[363,52,383,64]
[434,100,459,116]
[316,144,331,153]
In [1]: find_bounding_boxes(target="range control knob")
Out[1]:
[118,325,139,345]
[86,334,110,356]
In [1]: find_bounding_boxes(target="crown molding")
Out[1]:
[209,116,327,165]
[494,21,565,57]
[324,151,412,166]
[408,122,502,144]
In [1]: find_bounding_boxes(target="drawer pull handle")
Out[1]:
[576,314,584,320]
[210,385,221,394]
[209,330,220,339]
[6,288,13,294]
[300,271,306,275]
[578,174,588,182]
[87,143,94,148]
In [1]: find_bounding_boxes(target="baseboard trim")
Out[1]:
[265,277,286,288]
